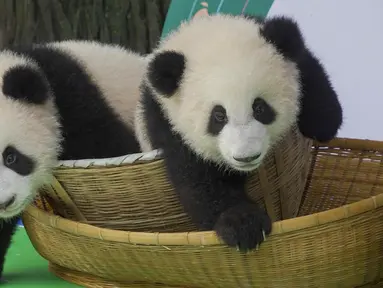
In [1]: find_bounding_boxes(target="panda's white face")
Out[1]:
[150,14,301,172]
[0,53,60,219]
[213,100,274,172]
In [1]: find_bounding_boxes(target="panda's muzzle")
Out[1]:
[233,153,261,163]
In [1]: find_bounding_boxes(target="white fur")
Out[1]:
[220,121,269,171]
[138,14,301,171]
[0,41,147,218]
[48,40,148,127]
[0,54,60,218]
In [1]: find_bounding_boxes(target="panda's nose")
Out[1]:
[233,153,261,163]
[0,195,16,210]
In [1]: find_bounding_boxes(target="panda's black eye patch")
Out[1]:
[2,146,35,176]
[253,98,276,124]
[207,105,228,135]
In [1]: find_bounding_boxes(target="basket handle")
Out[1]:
[45,176,87,222]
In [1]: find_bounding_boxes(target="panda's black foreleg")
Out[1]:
[163,146,272,252]
[0,217,18,280]
[297,49,343,143]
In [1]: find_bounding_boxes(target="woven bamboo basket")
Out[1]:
[38,126,312,232]
[23,138,383,288]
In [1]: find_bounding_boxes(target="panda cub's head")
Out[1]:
[146,14,306,172]
[0,51,60,219]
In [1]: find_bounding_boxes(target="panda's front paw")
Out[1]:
[214,202,272,252]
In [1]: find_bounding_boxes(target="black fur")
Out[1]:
[0,217,18,280]
[254,15,342,141]
[12,45,141,159]
[141,84,271,252]
[2,65,49,105]
[147,51,186,96]
[296,49,343,142]
[259,16,305,62]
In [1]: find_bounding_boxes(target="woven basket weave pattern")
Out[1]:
[41,126,312,231]
[23,138,383,288]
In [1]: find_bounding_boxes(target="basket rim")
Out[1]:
[23,190,383,247]
[55,137,383,168]
[56,149,163,168]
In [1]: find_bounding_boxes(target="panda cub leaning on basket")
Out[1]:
[0,40,147,280]
[135,14,343,252]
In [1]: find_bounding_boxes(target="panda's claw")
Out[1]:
[214,202,272,253]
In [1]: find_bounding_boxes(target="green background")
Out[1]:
[161,0,274,37]
[3,0,274,286]
[3,227,78,287]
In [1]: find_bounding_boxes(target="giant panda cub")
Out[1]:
[0,40,146,279]
[136,14,343,252]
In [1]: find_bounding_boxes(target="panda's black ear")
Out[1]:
[260,16,305,62]
[2,65,50,105]
[147,51,186,97]
[297,49,343,143]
